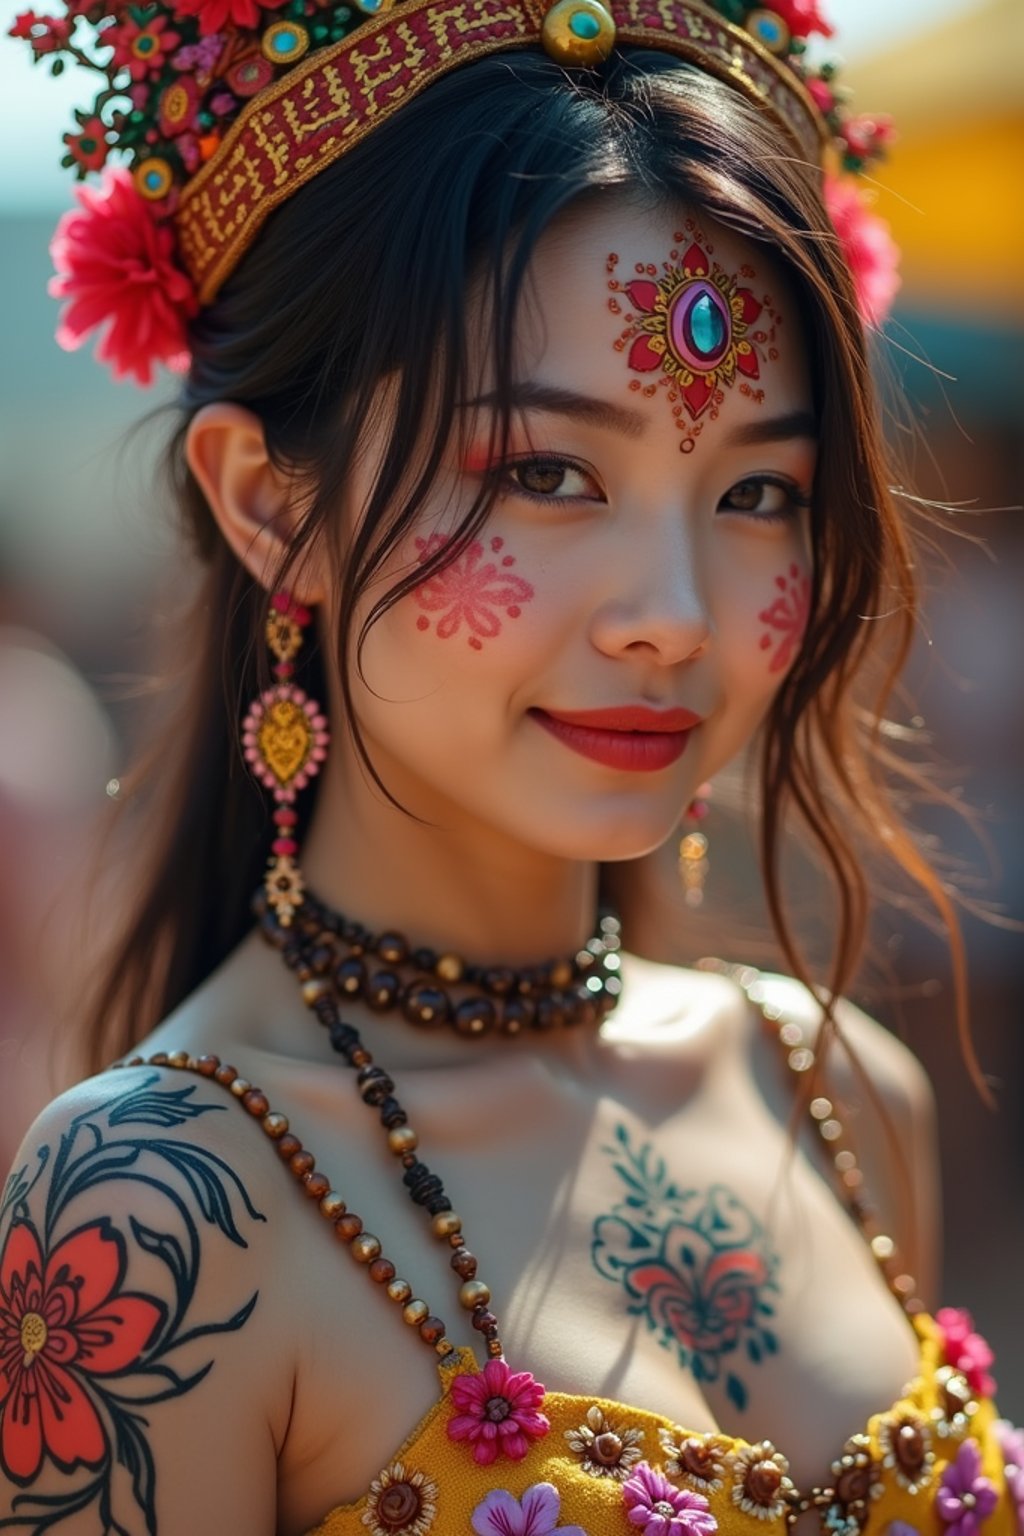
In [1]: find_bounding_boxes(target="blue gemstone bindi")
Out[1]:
[687,291,727,360]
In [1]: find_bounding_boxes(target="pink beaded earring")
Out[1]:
[241,592,330,926]
[678,782,711,908]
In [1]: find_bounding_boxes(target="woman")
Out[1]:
[2,1,1020,1533]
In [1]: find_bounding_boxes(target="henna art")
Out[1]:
[0,1075,263,1533]
[412,533,534,651]
[758,563,810,673]
[606,222,781,453]
[591,1124,780,1414]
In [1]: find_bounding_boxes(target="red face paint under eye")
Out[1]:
[412,533,534,651]
[757,564,810,673]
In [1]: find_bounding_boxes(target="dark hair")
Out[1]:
[85,46,983,1094]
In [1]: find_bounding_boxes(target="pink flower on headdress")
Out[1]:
[823,174,900,327]
[174,0,286,37]
[105,12,181,80]
[805,77,835,117]
[935,1308,997,1399]
[447,1358,549,1465]
[841,113,896,165]
[763,0,833,38]
[8,9,72,53]
[48,168,198,387]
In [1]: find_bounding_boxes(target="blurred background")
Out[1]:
[1,0,1022,1410]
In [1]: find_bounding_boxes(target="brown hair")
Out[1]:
[83,47,985,1096]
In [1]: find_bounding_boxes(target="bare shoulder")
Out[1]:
[749,972,942,1306]
[0,1064,292,1534]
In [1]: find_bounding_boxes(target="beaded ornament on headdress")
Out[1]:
[12,0,899,386]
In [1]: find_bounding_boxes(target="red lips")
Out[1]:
[530,705,703,772]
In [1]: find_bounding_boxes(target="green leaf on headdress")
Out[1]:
[51,58,64,76]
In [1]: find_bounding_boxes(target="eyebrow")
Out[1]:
[461,382,648,439]
[722,410,818,447]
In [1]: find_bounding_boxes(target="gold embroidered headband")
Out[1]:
[10,0,898,383]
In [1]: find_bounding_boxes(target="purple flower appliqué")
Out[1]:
[936,1440,998,1536]
[447,1358,549,1465]
[471,1483,588,1536]
[995,1422,1024,1531]
[623,1463,719,1536]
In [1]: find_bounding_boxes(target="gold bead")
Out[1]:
[871,1233,896,1262]
[403,1298,430,1326]
[301,977,332,1006]
[436,953,464,983]
[229,1077,251,1096]
[432,1211,462,1239]
[459,1279,491,1310]
[435,1336,455,1356]
[540,0,616,67]
[319,1190,346,1219]
[167,1049,189,1068]
[351,1233,382,1264]
[262,1112,289,1138]
[388,1125,418,1155]
[549,959,573,988]
[387,1278,412,1304]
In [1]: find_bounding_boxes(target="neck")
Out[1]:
[299,741,601,971]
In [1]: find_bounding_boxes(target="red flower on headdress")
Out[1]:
[48,168,198,386]
[105,12,181,80]
[840,113,896,165]
[8,10,72,52]
[765,0,833,38]
[0,1218,163,1482]
[63,113,110,174]
[823,174,901,327]
[173,0,286,37]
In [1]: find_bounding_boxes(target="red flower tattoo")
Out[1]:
[0,1217,164,1482]
[758,564,810,673]
[607,225,781,452]
[413,534,534,651]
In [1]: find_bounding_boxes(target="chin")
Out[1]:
[522,806,681,866]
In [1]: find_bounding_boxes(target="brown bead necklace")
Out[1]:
[251,885,623,1360]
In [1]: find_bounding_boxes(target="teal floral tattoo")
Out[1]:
[591,1124,780,1413]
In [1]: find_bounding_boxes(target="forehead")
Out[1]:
[486,194,811,432]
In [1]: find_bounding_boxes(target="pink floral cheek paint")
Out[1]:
[411,532,535,652]
[757,563,810,674]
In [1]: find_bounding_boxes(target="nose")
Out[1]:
[588,517,711,667]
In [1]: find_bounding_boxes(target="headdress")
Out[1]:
[11,0,899,384]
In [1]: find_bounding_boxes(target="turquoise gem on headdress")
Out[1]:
[569,9,601,39]
[745,8,791,55]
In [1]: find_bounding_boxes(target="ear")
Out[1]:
[185,401,327,604]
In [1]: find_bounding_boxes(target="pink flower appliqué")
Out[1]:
[413,534,534,651]
[48,168,198,386]
[471,1482,589,1536]
[447,1357,549,1465]
[936,1308,997,1400]
[758,564,810,674]
[936,1440,998,1536]
[823,175,901,327]
[623,1463,718,1536]
[764,0,833,37]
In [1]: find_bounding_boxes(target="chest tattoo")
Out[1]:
[591,1123,781,1413]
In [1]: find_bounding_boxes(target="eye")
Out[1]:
[718,475,812,523]
[499,456,603,504]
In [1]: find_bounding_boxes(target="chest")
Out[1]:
[268,1052,921,1536]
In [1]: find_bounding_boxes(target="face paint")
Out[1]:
[607,222,781,452]
[412,533,535,651]
[757,563,810,673]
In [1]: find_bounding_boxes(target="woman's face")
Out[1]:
[334,195,815,865]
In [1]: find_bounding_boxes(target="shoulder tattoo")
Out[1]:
[0,1073,264,1533]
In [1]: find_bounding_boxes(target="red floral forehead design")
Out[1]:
[607,223,781,452]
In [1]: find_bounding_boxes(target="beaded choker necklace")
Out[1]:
[255,887,623,1038]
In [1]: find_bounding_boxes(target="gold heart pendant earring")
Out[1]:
[241,592,330,926]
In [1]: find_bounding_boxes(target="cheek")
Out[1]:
[408,532,536,653]
[754,561,811,676]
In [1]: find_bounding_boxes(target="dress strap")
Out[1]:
[696,960,925,1318]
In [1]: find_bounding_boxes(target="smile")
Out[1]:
[530,706,701,772]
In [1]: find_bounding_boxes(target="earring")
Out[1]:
[241,592,330,926]
[678,782,711,908]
